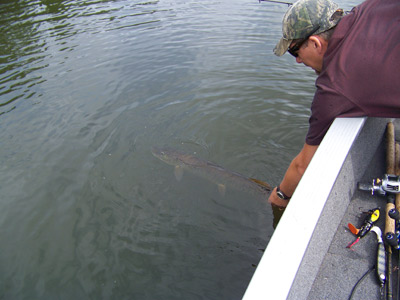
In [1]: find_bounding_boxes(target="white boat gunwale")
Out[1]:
[243,117,393,300]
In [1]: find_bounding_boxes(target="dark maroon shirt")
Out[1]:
[306,0,400,145]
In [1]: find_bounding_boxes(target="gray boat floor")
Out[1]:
[307,122,400,300]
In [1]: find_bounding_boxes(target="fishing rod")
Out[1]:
[259,0,293,6]
[396,143,400,300]
[357,122,398,300]
[388,207,400,300]
[384,122,395,300]
[393,143,400,300]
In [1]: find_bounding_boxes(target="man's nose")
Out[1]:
[296,56,303,63]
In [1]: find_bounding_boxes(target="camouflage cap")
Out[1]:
[274,0,339,56]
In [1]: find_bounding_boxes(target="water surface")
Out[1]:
[0,0,361,298]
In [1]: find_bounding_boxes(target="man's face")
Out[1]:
[289,36,325,74]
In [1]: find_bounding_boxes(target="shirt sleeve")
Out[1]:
[305,84,358,146]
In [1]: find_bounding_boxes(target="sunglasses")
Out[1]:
[287,26,320,57]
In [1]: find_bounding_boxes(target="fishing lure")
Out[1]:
[371,227,386,292]
[349,226,386,300]
[347,208,380,249]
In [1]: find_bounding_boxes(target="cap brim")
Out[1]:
[274,38,292,56]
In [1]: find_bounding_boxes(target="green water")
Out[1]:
[0,0,360,298]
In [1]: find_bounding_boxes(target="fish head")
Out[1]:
[151,147,184,166]
[151,147,202,167]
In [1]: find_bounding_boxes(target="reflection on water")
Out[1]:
[0,0,361,298]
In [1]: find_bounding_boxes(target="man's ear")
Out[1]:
[308,36,324,54]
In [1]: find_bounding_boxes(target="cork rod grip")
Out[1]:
[385,122,395,236]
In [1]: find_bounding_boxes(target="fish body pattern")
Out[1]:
[151,147,271,198]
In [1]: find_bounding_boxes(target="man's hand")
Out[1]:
[268,143,319,208]
[269,187,290,208]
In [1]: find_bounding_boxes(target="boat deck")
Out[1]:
[305,132,397,300]
[244,118,400,300]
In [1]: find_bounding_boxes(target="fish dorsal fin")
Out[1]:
[250,178,272,191]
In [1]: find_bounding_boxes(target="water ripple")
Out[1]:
[0,0,342,298]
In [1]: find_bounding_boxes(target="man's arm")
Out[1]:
[268,143,319,208]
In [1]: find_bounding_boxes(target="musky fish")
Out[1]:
[151,147,271,199]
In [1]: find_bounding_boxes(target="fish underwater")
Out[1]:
[151,147,271,199]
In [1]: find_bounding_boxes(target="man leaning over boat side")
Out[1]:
[268,0,400,208]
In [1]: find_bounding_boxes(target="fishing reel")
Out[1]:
[358,174,400,196]
[386,208,400,249]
